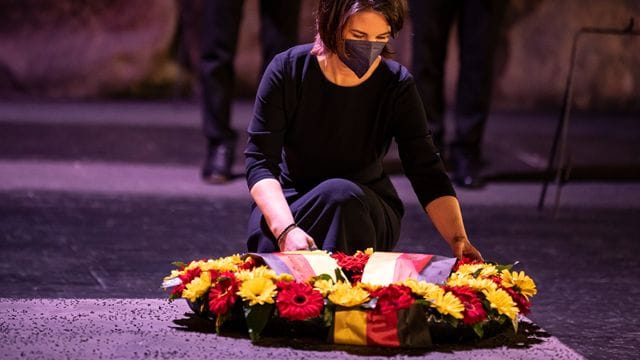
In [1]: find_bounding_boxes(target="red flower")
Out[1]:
[179,267,202,284]
[371,284,415,314]
[239,257,257,270]
[170,283,185,298]
[503,286,531,315]
[276,282,324,321]
[170,267,203,297]
[444,286,487,325]
[208,272,240,316]
[331,251,370,283]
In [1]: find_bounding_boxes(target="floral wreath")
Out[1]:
[162,249,536,347]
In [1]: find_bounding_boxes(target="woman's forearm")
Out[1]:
[424,195,468,246]
[250,178,295,238]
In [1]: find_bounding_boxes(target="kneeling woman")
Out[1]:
[245,0,482,261]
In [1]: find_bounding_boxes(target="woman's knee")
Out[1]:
[313,178,368,210]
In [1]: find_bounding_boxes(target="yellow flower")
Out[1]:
[163,269,182,281]
[429,290,464,319]
[402,279,441,297]
[454,264,482,276]
[364,248,374,255]
[237,277,277,306]
[424,284,445,301]
[357,282,382,293]
[482,288,519,319]
[200,255,243,272]
[276,273,295,282]
[478,264,498,278]
[181,271,212,303]
[501,271,537,299]
[328,282,370,307]
[455,263,497,278]
[184,260,206,271]
[313,279,335,296]
[447,273,497,291]
[235,266,278,282]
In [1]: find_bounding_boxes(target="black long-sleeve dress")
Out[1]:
[245,44,455,253]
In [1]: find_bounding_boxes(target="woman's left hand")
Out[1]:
[449,237,484,261]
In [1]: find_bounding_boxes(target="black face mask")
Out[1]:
[338,39,386,78]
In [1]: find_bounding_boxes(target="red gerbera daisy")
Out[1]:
[371,284,415,314]
[276,282,324,321]
[208,271,240,316]
[503,286,531,315]
[444,285,487,325]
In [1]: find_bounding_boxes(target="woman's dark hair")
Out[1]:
[312,0,407,58]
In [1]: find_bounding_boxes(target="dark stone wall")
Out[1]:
[0,0,178,98]
[0,0,638,111]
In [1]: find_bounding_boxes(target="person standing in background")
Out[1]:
[408,0,506,188]
[200,0,301,184]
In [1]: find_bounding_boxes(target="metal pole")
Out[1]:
[538,18,639,213]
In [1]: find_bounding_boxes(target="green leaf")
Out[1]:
[310,273,334,283]
[171,261,187,268]
[447,316,459,328]
[243,303,274,342]
[494,262,516,273]
[334,268,347,283]
[323,305,334,328]
[215,314,227,334]
[472,323,485,338]
[511,316,519,334]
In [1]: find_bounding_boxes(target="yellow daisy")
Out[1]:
[184,260,205,272]
[235,266,278,282]
[357,282,382,293]
[447,273,497,291]
[401,278,440,297]
[328,282,370,307]
[181,271,212,303]
[455,263,497,278]
[276,273,295,282]
[237,277,277,306]
[482,288,519,319]
[501,271,537,299]
[313,278,335,296]
[200,255,243,273]
[429,290,464,319]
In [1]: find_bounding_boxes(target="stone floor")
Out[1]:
[1,100,639,359]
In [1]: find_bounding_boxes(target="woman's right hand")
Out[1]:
[279,227,318,251]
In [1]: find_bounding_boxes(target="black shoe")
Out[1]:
[452,155,485,189]
[202,139,235,184]
[454,172,485,189]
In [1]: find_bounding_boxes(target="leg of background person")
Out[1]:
[246,179,401,254]
[451,0,507,188]
[408,0,457,159]
[200,0,244,183]
[258,0,301,74]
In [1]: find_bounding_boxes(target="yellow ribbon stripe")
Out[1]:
[333,309,368,346]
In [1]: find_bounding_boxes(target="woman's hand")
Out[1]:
[279,227,318,251]
[449,236,483,261]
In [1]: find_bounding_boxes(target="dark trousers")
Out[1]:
[247,179,402,254]
[200,0,300,142]
[409,0,505,161]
